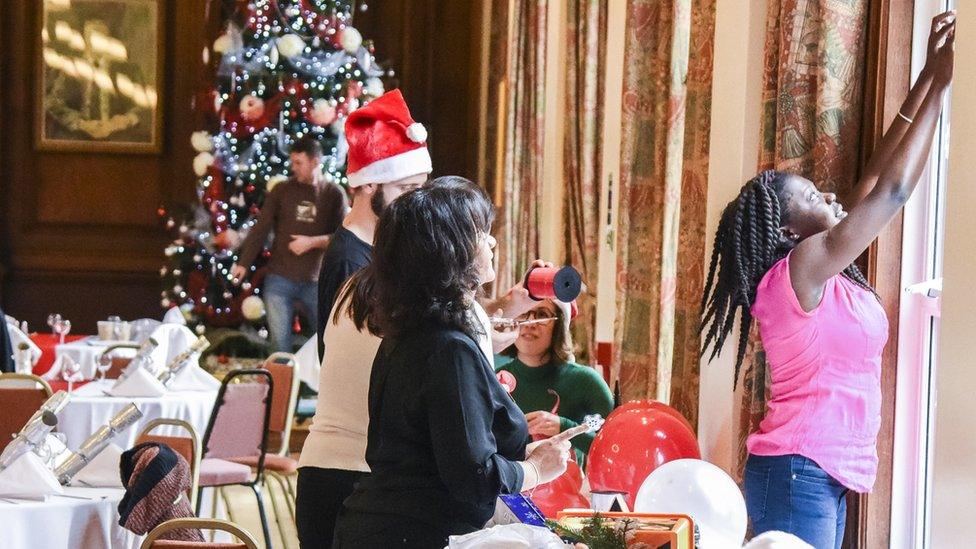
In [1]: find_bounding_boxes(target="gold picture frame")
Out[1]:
[36,0,163,153]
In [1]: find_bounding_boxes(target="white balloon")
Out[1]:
[743,531,814,549]
[634,459,746,549]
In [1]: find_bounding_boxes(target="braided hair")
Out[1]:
[699,170,875,387]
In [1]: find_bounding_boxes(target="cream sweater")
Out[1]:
[298,300,493,472]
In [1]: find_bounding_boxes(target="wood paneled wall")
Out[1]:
[0,1,484,333]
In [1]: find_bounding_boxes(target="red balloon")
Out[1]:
[587,401,700,509]
[608,399,695,435]
[526,457,588,518]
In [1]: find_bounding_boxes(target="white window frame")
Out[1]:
[890,1,952,547]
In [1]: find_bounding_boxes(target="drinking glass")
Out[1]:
[61,356,82,392]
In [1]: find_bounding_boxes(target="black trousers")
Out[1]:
[295,467,366,549]
[333,509,451,549]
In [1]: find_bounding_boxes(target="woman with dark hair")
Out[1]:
[297,176,549,548]
[496,299,613,468]
[700,13,954,549]
[331,184,572,547]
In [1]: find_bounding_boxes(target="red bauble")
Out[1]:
[587,400,700,509]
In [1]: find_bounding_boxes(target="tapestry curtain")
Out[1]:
[612,0,716,428]
[563,0,607,365]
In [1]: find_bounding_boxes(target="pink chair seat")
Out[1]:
[198,458,253,487]
[229,454,298,475]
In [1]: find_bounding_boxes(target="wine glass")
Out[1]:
[47,313,62,334]
[107,315,122,340]
[61,356,82,392]
[54,318,72,345]
[96,353,113,382]
[39,433,68,470]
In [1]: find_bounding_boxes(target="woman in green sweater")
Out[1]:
[495,299,613,469]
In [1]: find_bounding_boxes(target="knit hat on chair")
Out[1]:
[118,442,203,541]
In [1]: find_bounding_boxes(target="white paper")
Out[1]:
[6,322,41,366]
[295,337,320,391]
[0,452,64,499]
[167,364,221,392]
[162,307,187,325]
[109,366,167,397]
[447,524,571,549]
[72,444,123,488]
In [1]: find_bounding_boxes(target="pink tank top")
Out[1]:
[747,253,887,493]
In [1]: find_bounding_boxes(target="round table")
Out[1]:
[57,380,218,450]
[0,487,140,549]
[35,336,137,381]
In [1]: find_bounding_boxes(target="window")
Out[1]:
[890,1,953,547]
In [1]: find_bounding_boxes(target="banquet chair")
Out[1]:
[0,373,53,453]
[195,369,274,549]
[98,343,139,379]
[140,518,260,549]
[227,352,300,549]
[136,418,202,509]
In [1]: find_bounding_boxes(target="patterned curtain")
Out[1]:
[563,0,607,365]
[613,0,715,428]
[735,0,869,479]
[494,0,548,294]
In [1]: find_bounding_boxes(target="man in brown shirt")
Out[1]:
[232,136,348,352]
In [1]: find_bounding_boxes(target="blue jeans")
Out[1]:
[263,273,318,353]
[744,454,849,549]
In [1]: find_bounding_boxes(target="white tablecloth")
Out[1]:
[47,338,136,380]
[57,380,218,450]
[0,487,140,549]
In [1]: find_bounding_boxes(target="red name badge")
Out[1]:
[496,370,517,394]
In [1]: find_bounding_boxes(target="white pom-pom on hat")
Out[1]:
[406,123,427,143]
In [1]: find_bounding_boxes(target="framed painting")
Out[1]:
[36,0,163,153]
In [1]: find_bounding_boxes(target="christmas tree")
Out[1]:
[159,0,387,334]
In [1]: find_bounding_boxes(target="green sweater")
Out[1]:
[494,356,614,469]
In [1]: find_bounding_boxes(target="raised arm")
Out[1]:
[792,18,953,290]
[847,11,955,209]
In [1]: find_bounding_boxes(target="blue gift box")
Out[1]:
[496,493,548,527]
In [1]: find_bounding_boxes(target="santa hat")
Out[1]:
[344,89,432,187]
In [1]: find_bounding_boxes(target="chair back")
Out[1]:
[140,518,259,549]
[263,352,299,456]
[0,374,53,453]
[136,418,201,509]
[99,343,139,379]
[200,369,272,474]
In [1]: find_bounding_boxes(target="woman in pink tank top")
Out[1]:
[699,12,955,549]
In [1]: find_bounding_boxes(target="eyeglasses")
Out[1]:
[515,309,557,323]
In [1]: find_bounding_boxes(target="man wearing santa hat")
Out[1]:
[315,89,430,356]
